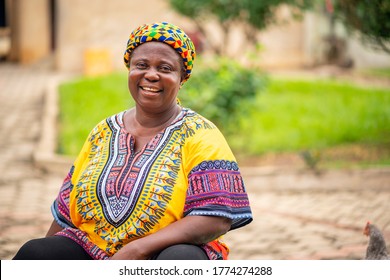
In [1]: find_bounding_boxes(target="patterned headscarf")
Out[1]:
[124,22,196,83]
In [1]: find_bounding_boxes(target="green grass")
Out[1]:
[58,72,131,155]
[229,78,390,155]
[58,73,390,167]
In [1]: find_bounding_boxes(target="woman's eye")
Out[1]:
[160,65,172,72]
[136,63,147,69]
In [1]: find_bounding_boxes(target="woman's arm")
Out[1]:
[110,215,232,260]
[46,220,64,237]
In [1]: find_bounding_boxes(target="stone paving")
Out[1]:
[0,62,389,260]
[0,62,63,259]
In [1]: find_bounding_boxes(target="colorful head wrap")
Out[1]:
[124,22,196,83]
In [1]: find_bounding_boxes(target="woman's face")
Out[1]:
[128,41,183,114]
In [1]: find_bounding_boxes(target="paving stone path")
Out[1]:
[0,63,389,260]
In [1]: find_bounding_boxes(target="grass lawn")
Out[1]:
[229,78,390,153]
[58,72,131,155]
[58,72,390,167]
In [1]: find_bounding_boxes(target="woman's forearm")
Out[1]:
[110,215,232,260]
[46,220,64,237]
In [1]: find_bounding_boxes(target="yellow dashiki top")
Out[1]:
[51,108,252,260]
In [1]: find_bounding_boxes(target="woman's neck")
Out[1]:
[124,104,181,136]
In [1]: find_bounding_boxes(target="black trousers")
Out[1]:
[12,236,209,260]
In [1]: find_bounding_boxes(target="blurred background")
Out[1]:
[1,0,389,73]
[0,0,389,260]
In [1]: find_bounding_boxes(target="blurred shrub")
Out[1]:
[179,58,268,132]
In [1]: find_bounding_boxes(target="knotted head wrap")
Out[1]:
[124,22,196,83]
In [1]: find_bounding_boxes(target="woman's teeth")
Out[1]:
[142,87,160,92]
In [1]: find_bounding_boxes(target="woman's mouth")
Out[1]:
[140,86,162,94]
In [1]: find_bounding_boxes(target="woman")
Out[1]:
[13,22,252,260]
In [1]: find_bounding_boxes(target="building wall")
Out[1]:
[345,36,390,70]
[7,0,51,64]
[259,19,305,69]
[55,0,193,74]
[302,11,390,70]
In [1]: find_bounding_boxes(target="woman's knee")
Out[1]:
[13,239,46,260]
[13,236,92,260]
[155,244,209,260]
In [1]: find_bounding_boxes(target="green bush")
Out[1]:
[179,58,268,132]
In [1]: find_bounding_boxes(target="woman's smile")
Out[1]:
[139,85,163,95]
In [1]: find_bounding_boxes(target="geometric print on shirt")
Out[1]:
[51,108,253,259]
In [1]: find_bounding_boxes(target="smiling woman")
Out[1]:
[13,22,253,261]
[127,41,183,122]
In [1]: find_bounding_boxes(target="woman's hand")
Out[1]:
[110,215,232,260]
[109,240,149,260]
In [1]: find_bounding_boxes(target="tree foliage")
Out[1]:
[169,0,313,56]
[179,58,268,131]
[332,0,390,54]
[170,0,390,55]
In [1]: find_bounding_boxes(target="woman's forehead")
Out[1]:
[131,42,182,63]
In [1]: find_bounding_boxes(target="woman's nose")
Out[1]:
[144,68,159,81]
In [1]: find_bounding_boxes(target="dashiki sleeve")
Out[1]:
[181,112,253,259]
[183,113,252,229]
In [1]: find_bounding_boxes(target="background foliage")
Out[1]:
[169,0,313,56]
[169,0,390,55]
[179,58,268,130]
[333,0,390,54]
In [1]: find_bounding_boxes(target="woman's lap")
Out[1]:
[13,236,208,260]
[154,244,209,260]
[12,235,93,260]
